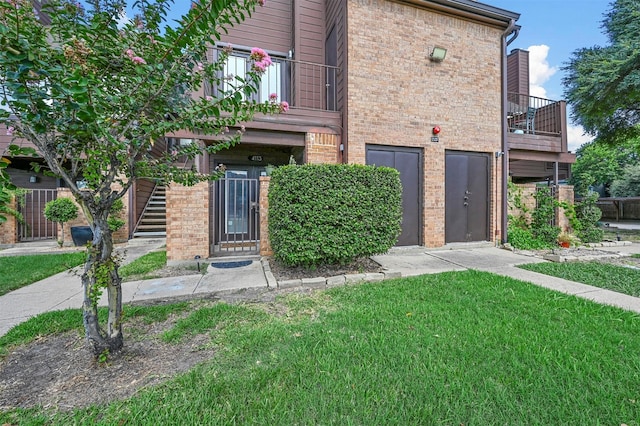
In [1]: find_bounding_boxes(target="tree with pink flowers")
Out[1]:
[0,0,283,357]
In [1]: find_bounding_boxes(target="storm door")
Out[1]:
[213,168,260,254]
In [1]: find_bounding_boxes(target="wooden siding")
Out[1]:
[293,0,326,109]
[133,179,156,230]
[326,0,346,128]
[220,0,292,53]
[510,159,570,181]
[507,49,529,97]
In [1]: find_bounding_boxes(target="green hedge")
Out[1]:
[268,164,402,267]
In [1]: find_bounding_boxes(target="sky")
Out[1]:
[486,0,612,152]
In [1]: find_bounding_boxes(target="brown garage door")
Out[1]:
[366,145,422,246]
[445,151,490,243]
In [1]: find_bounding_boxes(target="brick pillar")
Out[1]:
[259,176,272,256]
[0,196,18,245]
[305,132,340,164]
[166,182,209,263]
[556,185,575,232]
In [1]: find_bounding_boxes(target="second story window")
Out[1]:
[220,48,289,104]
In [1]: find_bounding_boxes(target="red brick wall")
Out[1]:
[305,132,340,164]
[0,197,18,245]
[346,0,505,246]
[166,182,209,262]
[259,177,272,256]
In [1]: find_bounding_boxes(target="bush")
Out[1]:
[268,164,402,267]
[574,192,603,243]
[507,226,552,250]
[531,187,560,245]
[43,197,78,246]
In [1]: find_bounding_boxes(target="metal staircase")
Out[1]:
[132,185,167,238]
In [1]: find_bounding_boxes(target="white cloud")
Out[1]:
[116,10,130,29]
[566,124,594,153]
[527,44,558,99]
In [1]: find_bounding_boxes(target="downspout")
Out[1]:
[500,20,518,244]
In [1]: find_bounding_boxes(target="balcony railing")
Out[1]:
[205,47,340,112]
[507,93,565,137]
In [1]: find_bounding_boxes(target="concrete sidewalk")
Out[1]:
[1,240,640,337]
[373,243,640,314]
[0,239,269,336]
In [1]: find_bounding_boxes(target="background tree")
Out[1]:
[610,164,640,197]
[563,0,640,143]
[0,0,284,356]
[569,137,640,195]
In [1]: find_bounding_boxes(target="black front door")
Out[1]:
[366,145,422,246]
[445,151,490,243]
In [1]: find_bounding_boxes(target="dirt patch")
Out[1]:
[0,309,217,412]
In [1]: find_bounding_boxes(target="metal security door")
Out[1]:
[18,189,57,241]
[445,152,489,243]
[366,145,422,246]
[213,169,260,254]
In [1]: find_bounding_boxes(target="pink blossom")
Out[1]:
[6,126,14,136]
[196,62,204,72]
[125,49,135,58]
[131,56,146,65]
[258,0,266,6]
[240,125,246,132]
[252,61,267,73]
[279,101,289,113]
[269,93,278,101]
[205,95,213,101]
[250,48,272,68]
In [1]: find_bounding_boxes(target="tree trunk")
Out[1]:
[81,214,124,356]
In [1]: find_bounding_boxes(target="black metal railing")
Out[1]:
[206,47,340,112]
[507,93,564,136]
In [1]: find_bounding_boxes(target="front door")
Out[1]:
[366,145,422,246]
[445,151,490,243]
[213,166,261,253]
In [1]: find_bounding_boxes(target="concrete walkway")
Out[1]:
[1,239,640,337]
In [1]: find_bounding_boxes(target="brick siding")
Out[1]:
[165,182,210,263]
[305,132,340,164]
[346,0,505,246]
[0,197,18,245]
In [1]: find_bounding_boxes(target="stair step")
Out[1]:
[133,231,167,238]
[136,225,167,230]
[139,218,166,224]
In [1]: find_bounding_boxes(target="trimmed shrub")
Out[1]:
[268,164,402,267]
[574,192,604,243]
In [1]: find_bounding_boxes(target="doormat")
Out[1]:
[210,260,253,269]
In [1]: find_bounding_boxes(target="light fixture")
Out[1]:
[430,47,447,62]
[29,175,37,183]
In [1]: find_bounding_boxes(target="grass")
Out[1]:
[519,261,640,297]
[0,252,86,296]
[3,270,640,424]
[119,250,167,280]
[0,249,170,297]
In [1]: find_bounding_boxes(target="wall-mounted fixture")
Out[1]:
[432,126,441,135]
[29,175,37,183]
[430,47,447,62]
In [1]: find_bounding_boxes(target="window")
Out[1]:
[218,48,289,104]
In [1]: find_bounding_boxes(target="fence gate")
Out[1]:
[212,176,260,255]
[18,189,57,241]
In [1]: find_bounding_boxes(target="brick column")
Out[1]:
[166,182,209,263]
[0,196,18,245]
[305,132,340,164]
[259,176,272,256]
[557,185,575,232]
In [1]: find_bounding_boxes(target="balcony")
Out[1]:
[198,48,341,133]
[507,93,568,155]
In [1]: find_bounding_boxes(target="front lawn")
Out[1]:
[0,252,86,296]
[2,270,640,424]
[519,261,640,297]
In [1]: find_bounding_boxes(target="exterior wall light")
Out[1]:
[430,47,447,62]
